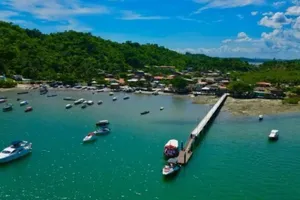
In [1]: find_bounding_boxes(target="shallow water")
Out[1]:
[0,90,299,200]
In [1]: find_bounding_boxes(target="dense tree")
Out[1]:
[0,21,254,82]
[171,77,188,90]
[228,81,254,97]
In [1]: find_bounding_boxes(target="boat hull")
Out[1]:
[269,136,278,141]
[0,150,31,164]
[162,166,180,176]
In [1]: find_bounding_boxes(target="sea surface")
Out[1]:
[0,90,300,200]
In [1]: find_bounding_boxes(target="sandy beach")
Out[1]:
[192,95,300,116]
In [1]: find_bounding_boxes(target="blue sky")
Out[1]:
[1,0,300,59]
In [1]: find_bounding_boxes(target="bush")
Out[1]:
[0,79,17,88]
[282,97,300,104]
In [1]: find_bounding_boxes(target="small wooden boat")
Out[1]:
[47,94,57,97]
[20,100,28,106]
[96,120,109,127]
[141,111,150,115]
[97,100,103,105]
[160,107,164,111]
[3,104,13,112]
[63,97,75,101]
[25,106,33,112]
[0,96,7,99]
[259,115,263,121]
[94,127,111,135]
[269,129,279,141]
[87,100,94,105]
[17,91,29,95]
[0,99,7,103]
[65,104,72,109]
[123,96,130,100]
[81,104,87,109]
[109,92,114,96]
[112,97,117,101]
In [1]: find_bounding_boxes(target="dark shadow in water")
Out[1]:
[0,153,32,169]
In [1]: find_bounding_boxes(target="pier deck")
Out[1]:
[177,93,228,165]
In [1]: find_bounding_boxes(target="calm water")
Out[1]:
[0,90,300,200]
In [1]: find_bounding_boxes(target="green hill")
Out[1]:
[0,21,252,81]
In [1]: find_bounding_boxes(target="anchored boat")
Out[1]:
[3,104,13,112]
[97,100,103,105]
[0,141,32,163]
[25,106,33,112]
[96,120,109,127]
[94,127,111,135]
[141,111,150,115]
[83,133,97,143]
[162,158,181,176]
[65,104,72,109]
[269,129,279,141]
[20,100,28,106]
[164,139,179,158]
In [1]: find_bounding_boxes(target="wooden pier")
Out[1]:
[177,93,229,165]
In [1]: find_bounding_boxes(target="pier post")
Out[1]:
[181,141,184,150]
[184,152,186,164]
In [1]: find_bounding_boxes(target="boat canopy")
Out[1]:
[164,139,179,148]
[11,140,22,146]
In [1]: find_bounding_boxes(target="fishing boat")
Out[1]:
[160,107,164,111]
[3,104,13,112]
[0,99,6,103]
[81,104,87,109]
[0,96,7,99]
[259,115,263,121]
[83,133,97,143]
[109,92,114,96]
[269,129,279,141]
[25,106,33,112]
[96,120,109,127]
[94,127,111,135]
[87,100,94,105]
[65,104,72,109]
[162,158,181,176]
[39,86,48,95]
[63,97,75,101]
[123,96,130,100]
[97,100,103,105]
[164,139,179,158]
[47,94,57,97]
[74,98,84,105]
[141,111,150,115]
[112,97,117,101]
[0,141,32,163]
[20,100,28,106]
[17,91,29,95]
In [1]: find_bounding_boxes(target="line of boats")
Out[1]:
[83,120,111,143]
[1,99,33,112]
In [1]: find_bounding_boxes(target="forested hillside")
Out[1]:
[0,21,252,81]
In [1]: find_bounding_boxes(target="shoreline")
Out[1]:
[2,84,300,116]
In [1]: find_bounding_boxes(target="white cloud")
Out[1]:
[262,11,274,16]
[222,39,232,44]
[222,32,252,43]
[292,16,300,29]
[259,12,292,28]
[2,0,109,21]
[251,11,258,16]
[286,6,300,16]
[177,16,205,23]
[193,0,264,14]
[119,10,169,20]
[237,14,244,19]
[0,10,18,21]
[273,1,286,8]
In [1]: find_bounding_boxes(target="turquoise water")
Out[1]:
[1,90,300,200]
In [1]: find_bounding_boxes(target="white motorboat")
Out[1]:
[83,100,88,104]
[162,158,181,176]
[0,141,32,163]
[20,100,28,106]
[109,92,114,96]
[160,107,164,111]
[112,97,117,101]
[164,139,179,158]
[96,120,110,127]
[269,129,279,141]
[97,100,103,105]
[83,133,97,143]
[87,100,94,105]
[65,104,72,109]
[74,98,85,105]
[259,114,263,121]
[94,127,111,135]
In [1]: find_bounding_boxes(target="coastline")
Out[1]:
[2,84,300,116]
[192,95,300,116]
